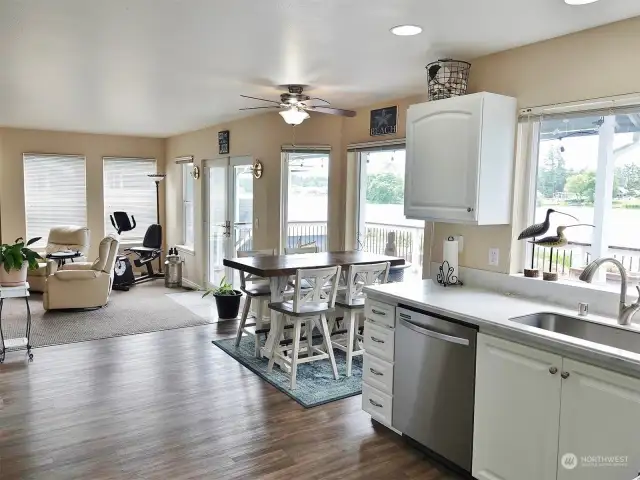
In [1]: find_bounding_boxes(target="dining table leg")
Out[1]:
[261,275,290,363]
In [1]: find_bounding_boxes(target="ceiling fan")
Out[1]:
[239,85,357,125]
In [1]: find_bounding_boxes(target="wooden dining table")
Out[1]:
[223,251,405,362]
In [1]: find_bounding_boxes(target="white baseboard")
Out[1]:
[181,278,201,290]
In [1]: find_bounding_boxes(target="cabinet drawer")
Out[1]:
[363,353,394,395]
[363,320,395,362]
[362,383,393,425]
[365,299,395,328]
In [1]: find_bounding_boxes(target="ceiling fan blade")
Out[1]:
[307,106,357,117]
[239,106,281,110]
[240,94,281,105]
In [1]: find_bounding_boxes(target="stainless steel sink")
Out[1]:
[510,312,640,355]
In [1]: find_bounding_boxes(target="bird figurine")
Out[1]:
[528,224,595,249]
[518,208,578,240]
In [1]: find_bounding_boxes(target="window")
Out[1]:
[523,109,640,283]
[353,146,424,280]
[282,150,330,251]
[24,154,87,248]
[182,163,195,248]
[103,157,157,243]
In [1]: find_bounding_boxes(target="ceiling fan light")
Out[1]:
[390,25,423,36]
[279,107,310,125]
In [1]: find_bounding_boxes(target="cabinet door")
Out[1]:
[405,96,482,222]
[557,359,640,480]
[473,334,562,480]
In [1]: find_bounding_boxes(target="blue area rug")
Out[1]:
[212,335,363,408]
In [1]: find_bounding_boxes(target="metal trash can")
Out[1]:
[164,253,183,288]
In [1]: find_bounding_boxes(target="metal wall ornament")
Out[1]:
[191,165,200,180]
[436,261,463,287]
[251,160,263,179]
[517,208,577,278]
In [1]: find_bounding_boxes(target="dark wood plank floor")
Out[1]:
[0,321,461,479]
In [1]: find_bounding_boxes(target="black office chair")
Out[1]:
[110,211,163,287]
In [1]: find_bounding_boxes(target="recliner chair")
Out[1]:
[43,234,120,310]
[28,225,90,292]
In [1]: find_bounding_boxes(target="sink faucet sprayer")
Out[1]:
[579,257,640,326]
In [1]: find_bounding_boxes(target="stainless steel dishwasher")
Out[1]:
[393,306,478,473]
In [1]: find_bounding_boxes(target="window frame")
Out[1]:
[103,157,158,245]
[23,153,88,250]
[519,105,640,279]
[181,162,195,249]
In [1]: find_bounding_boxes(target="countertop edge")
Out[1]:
[364,287,640,379]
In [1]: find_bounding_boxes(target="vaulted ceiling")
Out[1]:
[1,0,640,137]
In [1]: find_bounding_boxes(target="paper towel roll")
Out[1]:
[443,237,459,281]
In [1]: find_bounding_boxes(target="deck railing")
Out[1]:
[286,221,328,251]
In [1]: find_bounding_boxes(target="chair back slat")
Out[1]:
[344,262,390,305]
[292,266,341,312]
[237,249,276,287]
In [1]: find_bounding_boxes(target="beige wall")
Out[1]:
[0,128,166,260]
[167,16,640,284]
[436,15,640,274]
[166,112,343,286]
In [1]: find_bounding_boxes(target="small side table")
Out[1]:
[0,283,33,363]
[47,251,82,268]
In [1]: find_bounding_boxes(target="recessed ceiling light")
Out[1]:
[564,0,599,5]
[390,25,423,36]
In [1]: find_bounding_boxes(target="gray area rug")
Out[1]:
[213,335,363,408]
[0,283,213,349]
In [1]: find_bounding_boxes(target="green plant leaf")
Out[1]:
[26,237,41,247]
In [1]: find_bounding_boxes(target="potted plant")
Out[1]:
[0,237,42,287]
[202,276,243,319]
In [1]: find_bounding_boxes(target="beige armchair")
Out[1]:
[28,225,90,292]
[43,234,120,311]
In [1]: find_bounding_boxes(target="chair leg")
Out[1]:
[319,314,339,380]
[254,298,264,357]
[290,320,302,390]
[235,295,252,347]
[305,318,314,358]
[267,316,285,373]
[345,310,355,377]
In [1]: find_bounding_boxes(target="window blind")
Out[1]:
[103,157,157,243]
[24,154,87,249]
[347,139,406,152]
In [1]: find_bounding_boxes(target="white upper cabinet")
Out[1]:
[405,92,517,224]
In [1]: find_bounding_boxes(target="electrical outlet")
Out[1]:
[489,248,500,266]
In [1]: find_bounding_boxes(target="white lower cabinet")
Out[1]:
[473,333,562,480]
[557,358,640,480]
[361,300,396,428]
[474,333,640,480]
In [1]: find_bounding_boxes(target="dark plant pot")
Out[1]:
[213,290,242,319]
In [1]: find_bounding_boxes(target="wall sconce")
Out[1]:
[251,160,263,179]
[191,165,200,179]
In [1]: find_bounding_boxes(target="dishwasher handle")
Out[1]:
[399,318,470,346]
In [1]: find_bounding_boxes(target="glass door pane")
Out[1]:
[206,160,230,287]
[231,162,253,286]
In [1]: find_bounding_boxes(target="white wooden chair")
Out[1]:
[267,266,342,390]
[332,262,390,377]
[235,249,276,357]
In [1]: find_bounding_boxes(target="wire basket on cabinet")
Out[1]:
[426,59,470,101]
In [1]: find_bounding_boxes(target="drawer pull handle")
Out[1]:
[371,309,386,316]
[370,368,384,376]
[399,313,411,320]
[371,336,385,343]
[369,399,383,408]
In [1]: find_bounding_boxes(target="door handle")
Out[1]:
[399,318,470,346]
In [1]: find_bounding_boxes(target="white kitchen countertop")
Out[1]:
[364,280,640,378]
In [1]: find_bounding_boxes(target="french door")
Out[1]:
[203,156,253,288]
